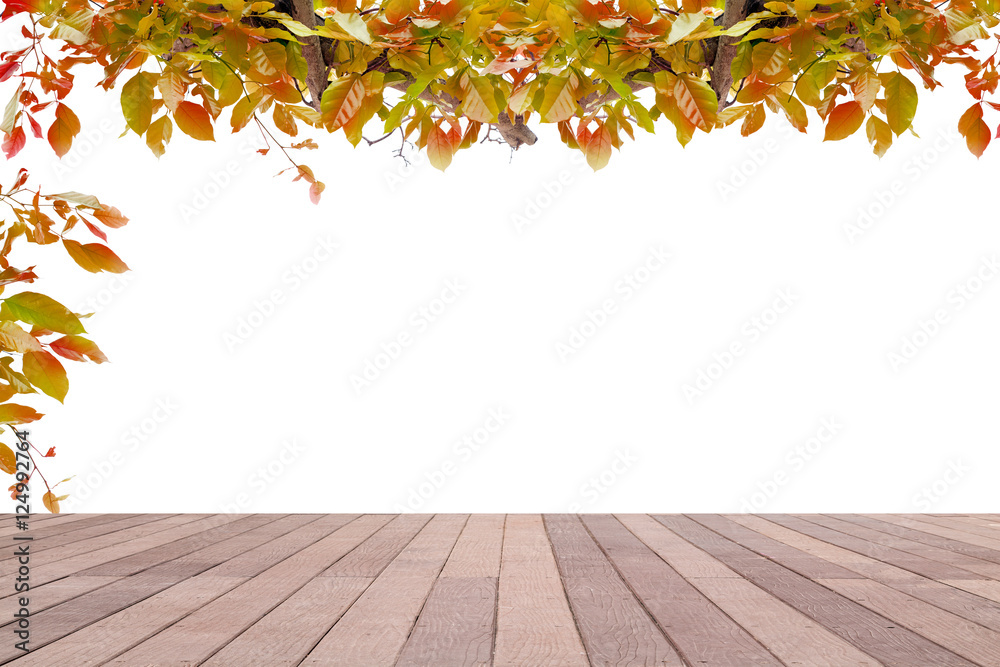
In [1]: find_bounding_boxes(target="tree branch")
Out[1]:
[289,0,328,110]
[710,0,751,111]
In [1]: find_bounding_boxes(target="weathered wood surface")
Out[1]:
[2,514,999,665]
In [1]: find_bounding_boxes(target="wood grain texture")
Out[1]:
[582,514,778,667]
[494,514,589,667]
[727,514,1000,632]
[545,514,683,666]
[396,577,497,667]
[299,514,468,666]
[655,514,978,667]
[5,514,1000,666]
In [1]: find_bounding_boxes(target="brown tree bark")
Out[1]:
[289,0,329,110]
[710,0,752,111]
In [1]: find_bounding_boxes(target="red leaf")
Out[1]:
[2,126,26,159]
[0,61,19,83]
[49,335,108,364]
[27,114,42,138]
[43,447,55,457]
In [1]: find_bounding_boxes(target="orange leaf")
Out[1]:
[823,101,864,141]
[62,239,129,274]
[2,126,26,159]
[174,101,215,141]
[0,443,14,475]
[427,122,454,171]
[585,122,613,170]
[43,490,60,513]
[47,103,80,157]
[0,403,43,424]
[958,103,990,158]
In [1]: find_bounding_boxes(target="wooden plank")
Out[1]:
[320,513,430,577]
[0,512,90,537]
[0,576,120,621]
[440,514,505,578]
[8,573,247,666]
[396,577,497,667]
[614,514,740,580]
[875,514,1000,551]
[899,514,1000,544]
[206,514,357,578]
[0,514,174,560]
[773,514,988,583]
[655,514,977,667]
[299,514,468,666]
[2,514,248,590]
[816,577,1000,666]
[544,514,683,666]
[110,515,377,665]
[0,514,139,541]
[832,514,1000,567]
[78,514,288,577]
[493,514,588,667]
[0,514,301,661]
[618,515,881,667]
[0,515,201,568]
[201,515,394,667]
[583,514,780,666]
[807,514,1000,580]
[728,514,1000,632]
[203,577,373,667]
[690,514,865,581]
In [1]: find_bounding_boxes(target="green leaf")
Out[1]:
[880,71,917,136]
[22,350,68,403]
[730,41,753,82]
[121,72,157,135]
[2,293,86,335]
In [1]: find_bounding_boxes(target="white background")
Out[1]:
[4,26,999,514]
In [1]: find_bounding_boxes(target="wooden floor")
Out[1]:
[2,515,1000,666]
